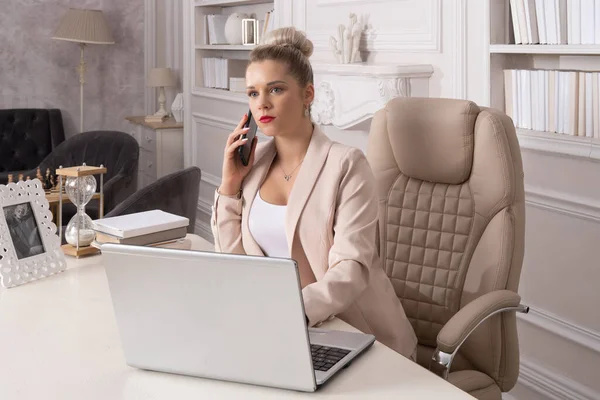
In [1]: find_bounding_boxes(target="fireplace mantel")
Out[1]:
[312,63,434,130]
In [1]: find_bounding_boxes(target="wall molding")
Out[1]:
[192,112,239,131]
[183,0,192,168]
[517,129,600,162]
[452,0,467,99]
[310,0,441,53]
[525,185,600,224]
[517,360,599,400]
[201,171,222,188]
[518,307,600,355]
[144,0,157,115]
[195,197,214,241]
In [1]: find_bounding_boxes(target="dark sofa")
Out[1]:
[0,108,65,184]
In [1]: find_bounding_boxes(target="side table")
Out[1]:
[125,116,184,188]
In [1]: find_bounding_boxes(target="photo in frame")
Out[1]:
[242,18,260,45]
[0,179,66,288]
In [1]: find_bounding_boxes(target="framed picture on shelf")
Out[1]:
[242,18,260,45]
[0,179,66,288]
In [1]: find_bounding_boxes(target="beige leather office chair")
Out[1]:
[367,97,529,400]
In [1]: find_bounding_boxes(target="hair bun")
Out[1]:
[262,27,313,58]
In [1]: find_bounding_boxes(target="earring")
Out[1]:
[304,105,309,117]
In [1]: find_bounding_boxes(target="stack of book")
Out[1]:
[504,68,600,137]
[91,210,189,249]
[201,58,246,90]
[510,0,600,45]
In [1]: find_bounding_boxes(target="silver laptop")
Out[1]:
[101,244,375,392]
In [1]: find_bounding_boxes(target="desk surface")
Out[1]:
[0,235,473,399]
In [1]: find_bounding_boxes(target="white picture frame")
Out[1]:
[242,18,260,45]
[0,179,66,288]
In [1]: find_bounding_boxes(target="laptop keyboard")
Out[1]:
[311,344,351,372]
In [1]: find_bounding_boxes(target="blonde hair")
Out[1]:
[249,27,314,87]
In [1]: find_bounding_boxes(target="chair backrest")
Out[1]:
[366,97,525,391]
[104,167,201,233]
[0,108,65,173]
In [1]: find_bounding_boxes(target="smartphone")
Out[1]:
[238,110,258,166]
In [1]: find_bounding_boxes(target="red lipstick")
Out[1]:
[259,116,275,123]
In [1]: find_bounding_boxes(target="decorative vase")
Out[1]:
[224,13,248,45]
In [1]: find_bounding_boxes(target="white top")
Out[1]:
[248,191,289,258]
[0,234,474,399]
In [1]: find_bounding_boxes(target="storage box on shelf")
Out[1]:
[488,0,600,160]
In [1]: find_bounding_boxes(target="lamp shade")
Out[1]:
[147,68,176,87]
[52,8,115,45]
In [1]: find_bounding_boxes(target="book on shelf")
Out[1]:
[204,9,276,47]
[504,68,600,138]
[205,14,229,45]
[92,210,189,239]
[508,0,600,45]
[202,57,246,90]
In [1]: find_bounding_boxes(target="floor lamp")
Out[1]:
[52,8,115,133]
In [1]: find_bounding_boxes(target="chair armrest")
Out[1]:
[430,290,529,379]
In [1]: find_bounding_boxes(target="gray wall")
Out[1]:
[0,0,145,137]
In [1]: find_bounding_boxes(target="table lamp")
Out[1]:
[52,8,115,133]
[146,67,176,122]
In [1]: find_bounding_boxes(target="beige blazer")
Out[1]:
[211,125,417,358]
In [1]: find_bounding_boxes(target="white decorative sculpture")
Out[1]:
[329,13,364,64]
[171,93,183,123]
[224,13,249,45]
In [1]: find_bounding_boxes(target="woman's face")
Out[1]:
[245,60,313,137]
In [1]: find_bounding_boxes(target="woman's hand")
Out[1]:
[219,114,258,196]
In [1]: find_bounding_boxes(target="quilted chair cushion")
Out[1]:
[38,131,140,220]
[367,97,525,395]
[0,109,65,182]
[105,167,201,233]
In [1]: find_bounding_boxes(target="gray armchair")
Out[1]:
[0,108,65,184]
[105,166,201,233]
[36,130,139,221]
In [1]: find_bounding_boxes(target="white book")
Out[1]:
[521,70,532,130]
[510,0,523,44]
[578,72,586,136]
[592,73,599,137]
[516,1,530,44]
[586,72,594,137]
[93,210,189,239]
[515,70,522,128]
[569,0,582,44]
[543,70,549,132]
[535,0,547,44]
[548,70,557,132]
[595,0,600,43]
[524,0,540,44]
[557,0,569,44]
[581,0,595,44]
[558,71,565,133]
[597,73,600,137]
[545,0,558,43]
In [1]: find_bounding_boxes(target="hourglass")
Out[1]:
[56,164,106,257]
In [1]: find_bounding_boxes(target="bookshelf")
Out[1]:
[488,0,600,160]
[192,0,279,99]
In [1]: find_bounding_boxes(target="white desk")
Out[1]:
[0,235,474,399]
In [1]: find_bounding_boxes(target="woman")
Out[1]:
[211,27,417,359]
